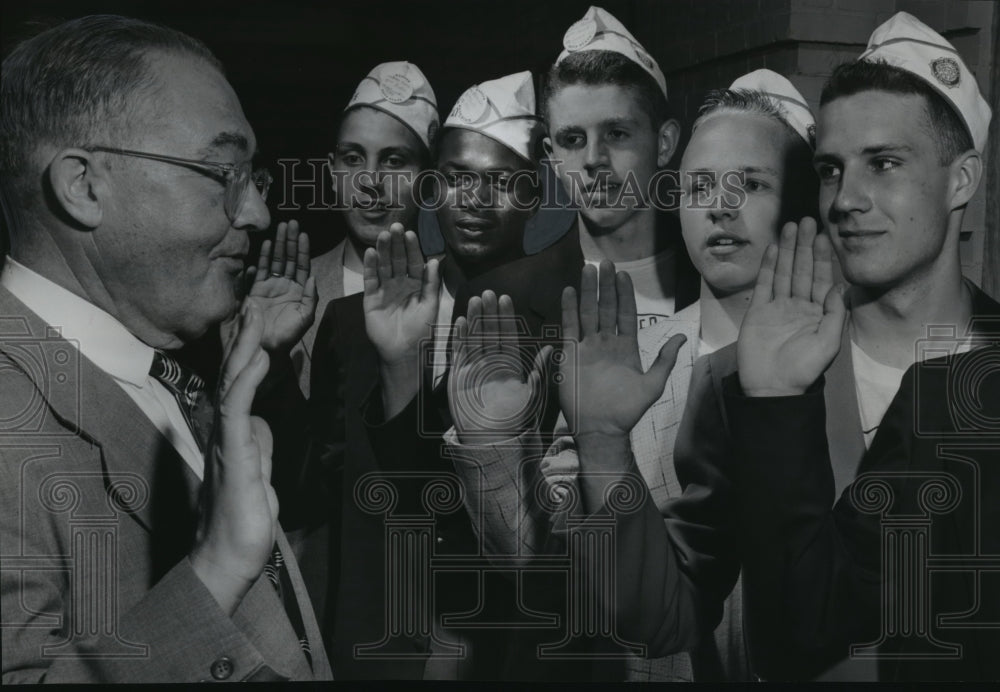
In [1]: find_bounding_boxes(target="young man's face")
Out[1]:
[679,112,792,296]
[814,91,956,290]
[435,128,537,268]
[545,83,666,234]
[331,106,425,247]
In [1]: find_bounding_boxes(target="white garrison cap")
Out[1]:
[556,5,667,99]
[345,61,440,151]
[858,11,991,152]
[444,71,544,162]
[729,69,815,147]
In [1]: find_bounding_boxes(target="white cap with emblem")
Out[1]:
[556,5,667,99]
[345,61,440,151]
[729,69,815,148]
[444,71,544,162]
[858,11,991,152]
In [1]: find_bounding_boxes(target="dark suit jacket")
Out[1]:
[0,286,331,683]
[305,228,585,680]
[724,288,1000,681]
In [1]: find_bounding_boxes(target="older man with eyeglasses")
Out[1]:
[0,15,329,682]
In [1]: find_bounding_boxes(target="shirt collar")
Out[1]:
[1,257,154,387]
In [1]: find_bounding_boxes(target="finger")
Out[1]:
[404,230,424,279]
[497,294,519,355]
[270,222,287,276]
[750,244,778,309]
[421,258,441,305]
[294,224,311,285]
[283,219,299,279]
[616,271,638,337]
[467,295,483,355]
[481,290,499,353]
[790,218,817,301]
[812,226,834,305]
[363,247,380,295]
[219,347,270,467]
[452,315,469,369]
[597,260,617,333]
[578,264,599,336]
[300,275,317,320]
[375,231,392,284]
[819,283,848,348]
[389,223,407,278]
[772,221,797,299]
[561,286,580,343]
[646,333,687,396]
[251,415,274,480]
[255,240,271,283]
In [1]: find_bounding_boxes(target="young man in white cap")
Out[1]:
[306,72,587,680]
[433,69,820,682]
[292,61,438,396]
[541,5,699,329]
[712,11,998,681]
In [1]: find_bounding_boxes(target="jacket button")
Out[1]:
[210,656,234,680]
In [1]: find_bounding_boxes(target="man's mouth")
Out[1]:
[454,217,494,234]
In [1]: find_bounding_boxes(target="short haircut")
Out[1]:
[0,15,222,217]
[540,51,669,130]
[819,59,973,164]
[693,88,820,223]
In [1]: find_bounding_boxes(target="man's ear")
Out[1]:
[656,119,681,168]
[946,148,983,211]
[47,148,106,228]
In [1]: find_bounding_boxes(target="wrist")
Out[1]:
[189,548,256,617]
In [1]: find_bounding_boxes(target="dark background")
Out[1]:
[3,0,996,293]
[2,0,640,255]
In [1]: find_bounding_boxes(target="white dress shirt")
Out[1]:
[1,257,205,478]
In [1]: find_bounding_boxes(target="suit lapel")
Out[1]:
[0,287,200,533]
[824,324,866,500]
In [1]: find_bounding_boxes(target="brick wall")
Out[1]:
[641,0,995,289]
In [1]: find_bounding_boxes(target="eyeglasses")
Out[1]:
[87,146,273,221]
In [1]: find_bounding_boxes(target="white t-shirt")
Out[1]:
[585,247,676,329]
[851,341,908,449]
[342,264,364,297]
[852,336,975,448]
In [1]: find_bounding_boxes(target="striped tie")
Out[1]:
[149,349,313,669]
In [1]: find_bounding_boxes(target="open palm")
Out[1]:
[245,220,317,353]
[737,218,847,397]
[363,224,439,367]
[449,291,551,444]
[560,261,686,437]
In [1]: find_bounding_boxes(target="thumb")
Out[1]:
[818,283,848,348]
[645,333,687,396]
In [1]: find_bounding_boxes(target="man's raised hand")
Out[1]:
[737,218,846,397]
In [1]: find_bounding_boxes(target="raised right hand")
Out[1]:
[362,223,440,368]
[737,218,846,397]
[559,261,686,439]
[190,301,277,616]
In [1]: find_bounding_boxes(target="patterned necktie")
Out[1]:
[149,349,312,668]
